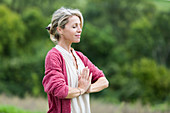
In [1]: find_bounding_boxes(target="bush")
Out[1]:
[132,58,170,103]
[108,58,170,104]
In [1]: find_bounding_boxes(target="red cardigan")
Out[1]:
[42,48,105,113]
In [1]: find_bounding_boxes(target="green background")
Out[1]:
[0,0,170,109]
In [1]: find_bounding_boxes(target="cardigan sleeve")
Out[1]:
[76,51,105,83]
[42,50,69,99]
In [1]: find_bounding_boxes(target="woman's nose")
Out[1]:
[77,26,82,33]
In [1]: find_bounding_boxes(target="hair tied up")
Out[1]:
[46,26,50,30]
[46,23,51,31]
[47,7,83,43]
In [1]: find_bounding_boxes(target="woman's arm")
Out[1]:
[76,51,109,93]
[43,50,93,99]
[65,87,86,98]
[86,77,109,93]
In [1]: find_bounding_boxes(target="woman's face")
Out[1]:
[59,15,82,44]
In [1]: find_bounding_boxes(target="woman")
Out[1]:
[42,7,109,113]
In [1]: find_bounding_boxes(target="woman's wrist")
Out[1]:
[77,88,85,96]
[86,85,91,93]
[77,88,81,96]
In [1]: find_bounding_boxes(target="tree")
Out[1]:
[0,5,25,58]
[152,11,170,66]
[0,5,26,96]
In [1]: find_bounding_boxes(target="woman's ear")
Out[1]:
[57,27,63,35]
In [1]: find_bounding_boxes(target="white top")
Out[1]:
[55,45,91,113]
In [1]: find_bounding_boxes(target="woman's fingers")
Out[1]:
[78,75,81,80]
[80,67,91,83]
[86,67,90,79]
[81,67,86,78]
[89,73,92,81]
[78,69,92,93]
[81,67,88,78]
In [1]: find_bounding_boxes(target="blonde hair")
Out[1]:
[46,7,83,43]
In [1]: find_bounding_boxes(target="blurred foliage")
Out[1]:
[108,58,170,104]
[0,0,170,105]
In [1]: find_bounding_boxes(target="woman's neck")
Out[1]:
[57,40,72,53]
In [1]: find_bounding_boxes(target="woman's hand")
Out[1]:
[65,67,92,98]
[78,66,92,94]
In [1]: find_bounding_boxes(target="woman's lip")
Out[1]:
[75,35,81,38]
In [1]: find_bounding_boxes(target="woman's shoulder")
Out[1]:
[46,47,60,56]
[75,50,85,58]
[46,47,63,61]
[75,50,89,63]
[47,47,60,54]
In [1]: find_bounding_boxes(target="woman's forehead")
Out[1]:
[68,15,81,23]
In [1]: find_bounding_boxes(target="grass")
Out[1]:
[0,100,170,113]
[90,98,170,113]
[0,105,43,113]
[151,0,170,11]
[0,94,48,113]
[1,94,170,113]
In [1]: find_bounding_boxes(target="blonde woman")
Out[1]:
[42,7,109,113]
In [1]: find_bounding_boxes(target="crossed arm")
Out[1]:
[43,51,109,99]
[65,67,109,98]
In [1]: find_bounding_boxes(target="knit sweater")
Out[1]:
[42,48,105,113]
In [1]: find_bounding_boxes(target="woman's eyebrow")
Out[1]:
[73,23,81,26]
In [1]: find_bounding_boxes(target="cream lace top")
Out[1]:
[55,45,91,113]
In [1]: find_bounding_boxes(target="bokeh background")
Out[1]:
[0,0,170,113]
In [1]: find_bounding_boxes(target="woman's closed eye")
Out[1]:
[72,25,77,28]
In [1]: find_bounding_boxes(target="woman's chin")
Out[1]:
[73,39,80,43]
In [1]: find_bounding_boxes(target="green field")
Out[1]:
[0,94,169,113]
[151,0,170,11]
[0,102,169,113]
[0,105,43,113]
